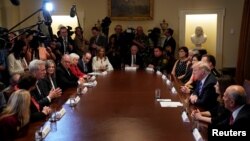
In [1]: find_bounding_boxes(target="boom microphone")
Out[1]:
[70,5,76,17]
[10,0,20,6]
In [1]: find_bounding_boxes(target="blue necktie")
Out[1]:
[198,81,203,96]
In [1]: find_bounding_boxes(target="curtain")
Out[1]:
[236,0,250,85]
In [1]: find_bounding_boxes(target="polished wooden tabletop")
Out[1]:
[16,70,201,141]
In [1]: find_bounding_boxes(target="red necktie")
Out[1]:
[229,114,234,125]
[31,97,40,112]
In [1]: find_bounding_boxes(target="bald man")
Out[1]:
[209,85,250,140]
[223,85,250,130]
[56,54,79,90]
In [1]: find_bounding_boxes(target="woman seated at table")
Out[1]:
[0,89,31,140]
[92,47,113,72]
[191,75,235,125]
[44,60,58,90]
[69,53,87,78]
[171,46,190,82]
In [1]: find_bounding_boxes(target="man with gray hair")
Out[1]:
[189,61,218,110]
[209,85,250,141]
[29,59,62,107]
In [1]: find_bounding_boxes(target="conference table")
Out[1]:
[16,70,207,141]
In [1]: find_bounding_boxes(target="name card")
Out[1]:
[156,71,162,75]
[93,80,97,86]
[161,75,167,80]
[166,79,172,86]
[82,87,88,94]
[192,128,203,141]
[66,96,80,105]
[41,125,51,138]
[171,87,177,94]
[56,108,66,119]
[181,111,190,122]
[75,96,80,103]
[89,76,96,81]
[146,67,154,72]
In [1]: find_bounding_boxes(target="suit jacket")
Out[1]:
[193,73,218,111]
[124,53,144,69]
[89,35,107,56]
[30,99,46,122]
[77,59,92,73]
[43,76,58,90]
[30,79,51,108]
[209,105,250,141]
[163,37,176,56]
[56,63,78,90]
[57,36,75,54]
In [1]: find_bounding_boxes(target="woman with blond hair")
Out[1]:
[92,47,113,72]
[0,89,31,140]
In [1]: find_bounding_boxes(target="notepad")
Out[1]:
[157,99,171,102]
[160,101,183,107]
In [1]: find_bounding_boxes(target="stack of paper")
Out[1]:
[160,101,183,107]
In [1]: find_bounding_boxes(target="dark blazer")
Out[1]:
[209,105,250,141]
[56,63,78,90]
[30,99,46,122]
[163,37,176,56]
[193,73,218,111]
[77,59,92,74]
[231,104,250,131]
[30,79,51,108]
[43,76,58,90]
[89,35,107,56]
[124,53,144,69]
[57,36,75,54]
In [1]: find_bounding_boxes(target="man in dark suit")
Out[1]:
[189,61,218,111]
[208,85,250,141]
[89,27,107,56]
[124,45,143,69]
[57,26,75,54]
[78,51,93,73]
[29,60,62,107]
[163,28,176,56]
[56,54,81,90]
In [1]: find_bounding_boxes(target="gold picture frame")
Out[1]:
[108,0,154,20]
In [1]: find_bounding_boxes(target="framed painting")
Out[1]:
[108,0,154,20]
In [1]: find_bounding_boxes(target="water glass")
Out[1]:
[35,128,43,141]
[155,88,161,99]
[70,97,76,107]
